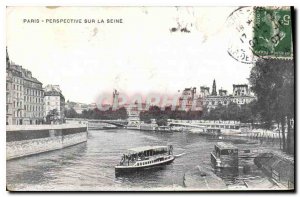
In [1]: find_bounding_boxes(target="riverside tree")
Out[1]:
[249,58,294,154]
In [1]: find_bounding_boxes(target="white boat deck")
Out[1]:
[118,154,172,167]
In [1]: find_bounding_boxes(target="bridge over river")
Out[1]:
[65,118,128,128]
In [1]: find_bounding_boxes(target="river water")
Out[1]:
[7,129,281,191]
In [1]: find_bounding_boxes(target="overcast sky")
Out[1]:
[7,7,253,104]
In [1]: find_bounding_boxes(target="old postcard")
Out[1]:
[6,6,295,191]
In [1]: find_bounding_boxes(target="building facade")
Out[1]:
[6,49,44,125]
[44,85,65,123]
[202,80,255,110]
[178,87,202,111]
[23,69,44,125]
[6,50,13,125]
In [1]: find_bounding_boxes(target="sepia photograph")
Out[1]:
[5,6,295,191]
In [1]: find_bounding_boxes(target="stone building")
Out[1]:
[202,80,255,110]
[204,95,232,109]
[23,69,44,125]
[44,85,65,123]
[200,86,210,97]
[231,84,255,105]
[6,49,13,125]
[178,87,201,111]
[233,84,249,96]
[6,49,44,125]
[219,89,227,96]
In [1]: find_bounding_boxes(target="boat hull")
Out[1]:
[115,156,175,175]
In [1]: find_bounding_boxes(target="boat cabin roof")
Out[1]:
[128,146,168,153]
[215,142,237,150]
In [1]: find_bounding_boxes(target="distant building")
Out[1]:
[65,101,89,114]
[23,69,44,125]
[219,89,227,96]
[74,103,88,114]
[112,89,119,109]
[125,102,147,117]
[200,86,210,97]
[231,84,255,105]
[6,48,44,125]
[44,85,65,123]
[6,49,13,125]
[178,87,202,111]
[88,103,98,110]
[202,80,255,110]
[204,95,231,109]
[233,84,250,96]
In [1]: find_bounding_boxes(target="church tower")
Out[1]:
[211,79,217,96]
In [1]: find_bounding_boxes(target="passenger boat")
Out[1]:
[157,126,171,132]
[211,142,239,168]
[115,145,175,174]
[139,119,158,131]
[126,115,141,130]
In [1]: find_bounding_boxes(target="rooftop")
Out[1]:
[128,145,168,153]
[215,142,237,150]
[44,90,65,100]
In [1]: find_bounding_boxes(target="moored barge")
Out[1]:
[211,142,239,168]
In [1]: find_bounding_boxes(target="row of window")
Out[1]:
[136,156,171,166]
[13,84,23,91]
[12,100,43,112]
[24,105,43,112]
[47,102,60,106]
[10,95,44,103]
[10,83,44,97]
[13,101,22,108]
[206,100,228,105]
[234,93,246,96]
[25,112,44,118]
[14,92,23,98]
[14,111,22,117]
[24,96,43,103]
[206,99,251,105]
[137,160,155,166]
[25,88,43,97]
[13,77,22,84]
[44,96,60,101]
[13,110,44,118]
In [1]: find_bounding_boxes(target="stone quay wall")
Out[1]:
[6,124,87,160]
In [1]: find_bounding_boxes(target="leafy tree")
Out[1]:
[139,105,202,126]
[46,109,59,124]
[249,59,294,154]
[67,107,128,120]
[65,108,79,118]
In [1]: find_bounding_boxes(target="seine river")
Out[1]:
[7,129,281,191]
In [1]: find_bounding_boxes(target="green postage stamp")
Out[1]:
[253,7,293,58]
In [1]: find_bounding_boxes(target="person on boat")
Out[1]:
[120,155,125,165]
[169,145,173,155]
